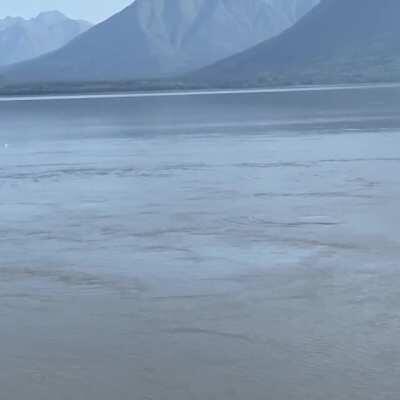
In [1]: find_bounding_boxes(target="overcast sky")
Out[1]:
[0,0,133,23]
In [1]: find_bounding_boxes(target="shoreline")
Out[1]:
[1,82,400,102]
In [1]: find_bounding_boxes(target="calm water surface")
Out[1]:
[1,86,400,399]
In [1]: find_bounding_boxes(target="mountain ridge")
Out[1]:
[1,0,319,83]
[193,0,400,85]
[0,11,92,67]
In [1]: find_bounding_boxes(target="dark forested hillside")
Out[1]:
[194,0,400,85]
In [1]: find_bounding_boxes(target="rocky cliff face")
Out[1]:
[127,0,320,73]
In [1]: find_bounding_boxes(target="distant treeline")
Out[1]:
[1,63,400,97]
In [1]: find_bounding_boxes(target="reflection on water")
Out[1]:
[1,86,400,400]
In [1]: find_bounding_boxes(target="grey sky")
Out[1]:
[0,0,133,23]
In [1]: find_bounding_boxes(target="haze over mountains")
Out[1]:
[197,0,400,85]
[0,11,92,67]
[2,0,398,88]
[2,0,319,83]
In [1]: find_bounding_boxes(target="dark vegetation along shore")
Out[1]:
[1,73,400,98]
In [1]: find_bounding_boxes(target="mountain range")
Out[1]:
[1,0,319,83]
[0,11,92,67]
[195,0,400,85]
[2,0,398,89]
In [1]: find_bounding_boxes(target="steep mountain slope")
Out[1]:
[0,11,92,66]
[2,0,318,83]
[195,0,400,85]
